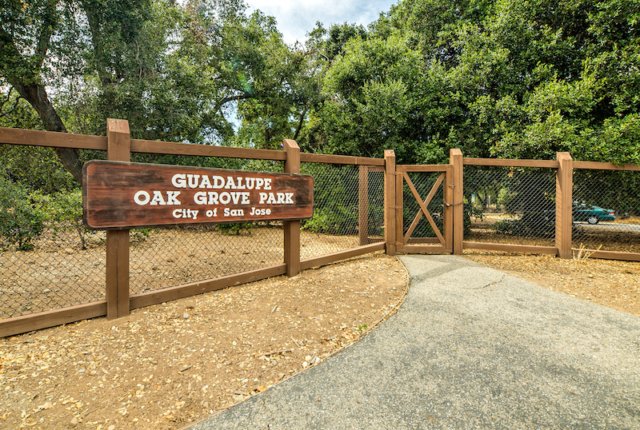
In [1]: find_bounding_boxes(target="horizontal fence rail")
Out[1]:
[2,121,640,338]
[0,126,386,165]
[0,123,389,337]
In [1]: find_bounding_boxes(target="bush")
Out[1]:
[216,223,253,235]
[0,173,47,251]
[45,190,98,250]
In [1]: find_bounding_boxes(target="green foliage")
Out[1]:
[43,189,96,250]
[215,223,253,235]
[0,145,76,195]
[309,0,640,166]
[497,188,516,207]
[131,228,156,242]
[0,172,47,251]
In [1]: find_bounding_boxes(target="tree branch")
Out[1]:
[215,93,253,111]
[293,106,308,141]
[0,87,22,118]
[34,2,57,70]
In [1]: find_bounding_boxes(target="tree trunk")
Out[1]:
[14,82,84,184]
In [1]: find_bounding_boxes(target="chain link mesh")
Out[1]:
[401,172,445,245]
[572,169,640,253]
[129,156,284,295]
[299,163,384,259]
[463,166,557,246]
[0,200,105,319]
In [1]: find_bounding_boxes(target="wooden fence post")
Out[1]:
[384,150,396,256]
[359,165,369,246]
[443,166,454,254]
[283,139,301,276]
[556,152,573,259]
[450,149,463,255]
[105,119,130,319]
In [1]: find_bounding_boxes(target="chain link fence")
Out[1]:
[129,156,284,295]
[402,172,445,244]
[299,163,384,259]
[463,166,557,246]
[0,192,106,319]
[0,150,384,319]
[572,169,640,253]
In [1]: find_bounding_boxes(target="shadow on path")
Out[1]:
[190,255,640,430]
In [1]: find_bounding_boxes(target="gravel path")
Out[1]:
[189,255,640,430]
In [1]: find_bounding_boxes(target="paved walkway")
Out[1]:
[190,255,640,429]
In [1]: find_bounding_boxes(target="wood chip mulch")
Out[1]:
[464,250,640,316]
[0,253,409,429]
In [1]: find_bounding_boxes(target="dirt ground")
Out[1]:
[465,250,640,317]
[0,253,408,429]
[467,216,640,253]
[0,227,373,318]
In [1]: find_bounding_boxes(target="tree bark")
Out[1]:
[293,107,308,141]
[14,82,84,184]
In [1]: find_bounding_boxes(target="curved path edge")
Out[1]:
[189,255,640,430]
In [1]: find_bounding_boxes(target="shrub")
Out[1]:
[45,190,98,250]
[0,173,47,251]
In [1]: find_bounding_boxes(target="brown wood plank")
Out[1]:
[403,173,444,244]
[300,243,385,270]
[402,172,445,245]
[571,249,640,262]
[105,231,119,320]
[556,152,573,259]
[450,149,464,255]
[299,153,385,166]
[443,168,454,253]
[384,150,396,256]
[0,301,107,338]
[400,165,451,172]
[359,165,369,245]
[573,161,640,171]
[105,119,131,320]
[83,161,314,229]
[0,126,107,150]
[130,265,287,310]
[131,139,287,160]
[407,237,441,244]
[283,139,301,277]
[395,165,404,252]
[400,244,447,254]
[463,158,559,168]
[463,241,558,254]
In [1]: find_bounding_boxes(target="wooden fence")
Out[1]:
[1,121,639,337]
[458,152,640,261]
[0,120,387,337]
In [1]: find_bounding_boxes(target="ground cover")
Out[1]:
[0,253,408,429]
[466,217,640,253]
[464,250,640,317]
[0,227,373,318]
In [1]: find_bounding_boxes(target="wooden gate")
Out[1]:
[395,165,454,254]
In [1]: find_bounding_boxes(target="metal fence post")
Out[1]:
[384,150,396,256]
[283,139,301,276]
[450,149,464,255]
[105,119,131,319]
[556,152,573,258]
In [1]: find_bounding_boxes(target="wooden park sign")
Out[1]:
[83,161,314,229]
